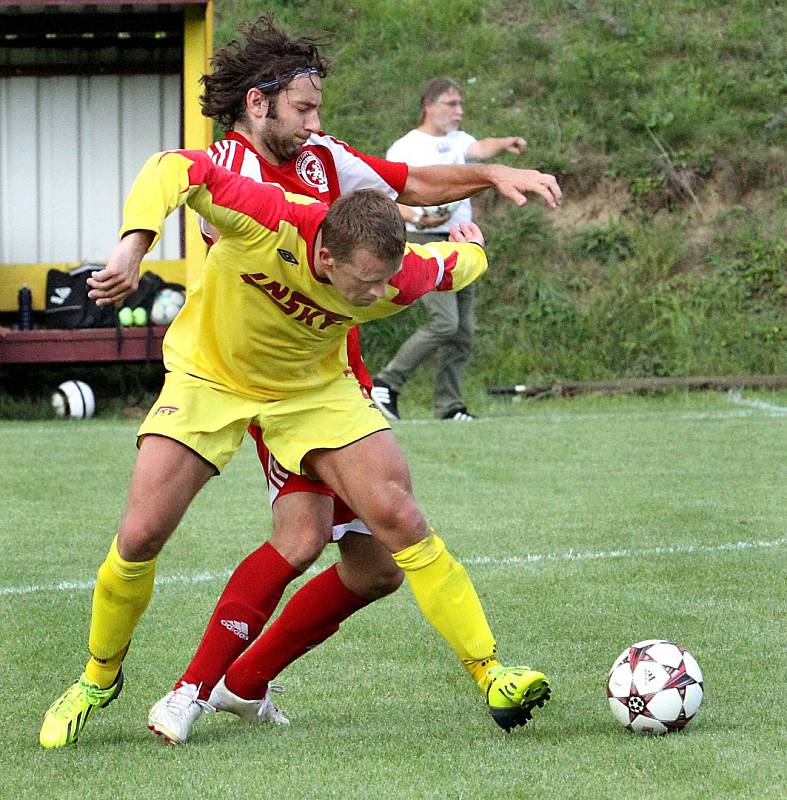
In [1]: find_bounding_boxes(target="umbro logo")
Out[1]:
[220,619,249,640]
[277,248,299,265]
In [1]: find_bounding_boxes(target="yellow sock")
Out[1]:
[465,656,501,694]
[393,532,497,691]
[84,536,156,687]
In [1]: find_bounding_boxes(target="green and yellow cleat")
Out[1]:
[486,665,551,732]
[39,671,124,749]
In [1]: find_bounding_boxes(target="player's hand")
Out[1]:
[87,230,154,307]
[504,136,527,154]
[489,165,562,209]
[418,212,451,229]
[449,221,485,248]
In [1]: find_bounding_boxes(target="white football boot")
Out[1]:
[147,682,214,745]
[208,676,289,725]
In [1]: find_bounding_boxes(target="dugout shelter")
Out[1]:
[0,0,212,362]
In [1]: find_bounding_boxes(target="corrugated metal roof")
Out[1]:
[0,1,207,8]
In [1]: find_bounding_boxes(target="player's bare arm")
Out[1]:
[87,230,155,307]
[398,163,562,209]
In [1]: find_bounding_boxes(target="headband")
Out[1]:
[255,68,320,92]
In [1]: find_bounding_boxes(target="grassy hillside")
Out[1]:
[215,0,785,383]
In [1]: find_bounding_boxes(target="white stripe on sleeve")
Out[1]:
[308,133,399,199]
[424,246,446,288]
[240,148,263,182]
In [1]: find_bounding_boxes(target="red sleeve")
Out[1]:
[388,248,459,306]
[181,150,327,241]
[346,326,372,391]
[353,151,409,195]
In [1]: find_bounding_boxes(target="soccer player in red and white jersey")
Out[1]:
[173,26,414,742]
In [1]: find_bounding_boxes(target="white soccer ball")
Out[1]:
[52,380,95,419]
[607,639,704,733]
[150,288,185,325]
[422,201,461,218]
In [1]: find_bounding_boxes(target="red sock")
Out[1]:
[178,542,299,699]
[225,564,369,699]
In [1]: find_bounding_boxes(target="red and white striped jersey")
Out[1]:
[206,131,408,204]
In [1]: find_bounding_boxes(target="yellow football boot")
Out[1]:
[486,665,551,731]
[40,671,124,748]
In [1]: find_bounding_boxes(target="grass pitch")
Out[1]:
[1,391,785,799]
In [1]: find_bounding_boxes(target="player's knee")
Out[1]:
[340,558,404,600]
[370,498,428,550]
[116,524,169,561]
[361,567,404,600]
[270,524,329,572]
[375,564,405,597]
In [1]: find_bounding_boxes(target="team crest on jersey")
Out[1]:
[295,151,328,193]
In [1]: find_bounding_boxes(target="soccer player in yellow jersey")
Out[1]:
[39,149,551,748]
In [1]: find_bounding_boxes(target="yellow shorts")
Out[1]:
[137,370,390,474]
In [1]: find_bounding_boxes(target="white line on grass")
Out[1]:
[3,537,784,598]
[0,569,235,597]
[396,408,781,425]
[726,389,787,415]
[462,537,787,567]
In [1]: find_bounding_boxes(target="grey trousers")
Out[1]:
[379,273,476,418]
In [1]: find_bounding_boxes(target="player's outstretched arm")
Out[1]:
[485,164,562,208]
[87,230,155,307]
[399,163,561,209]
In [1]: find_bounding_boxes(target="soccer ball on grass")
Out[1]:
[51,379,95,419]
[607,639,704,733]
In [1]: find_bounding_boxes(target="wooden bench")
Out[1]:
[0,326,167,364]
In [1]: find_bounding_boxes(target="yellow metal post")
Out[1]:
[182,2,213,287]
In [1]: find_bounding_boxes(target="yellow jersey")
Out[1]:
[121,150,488,398]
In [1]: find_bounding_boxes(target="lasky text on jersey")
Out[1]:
[241,272,353,330]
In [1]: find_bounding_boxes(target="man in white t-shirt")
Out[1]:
[372,78,527,421]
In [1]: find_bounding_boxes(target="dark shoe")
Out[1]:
[371,378,401,421]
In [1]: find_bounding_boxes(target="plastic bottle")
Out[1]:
[18,284,33,330]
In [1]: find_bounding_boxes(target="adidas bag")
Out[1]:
[45,264,116,329]
[45,268,88,328]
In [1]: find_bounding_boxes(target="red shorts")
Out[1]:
[248,424,371,541]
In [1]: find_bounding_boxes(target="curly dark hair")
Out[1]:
[200,13,331,130]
